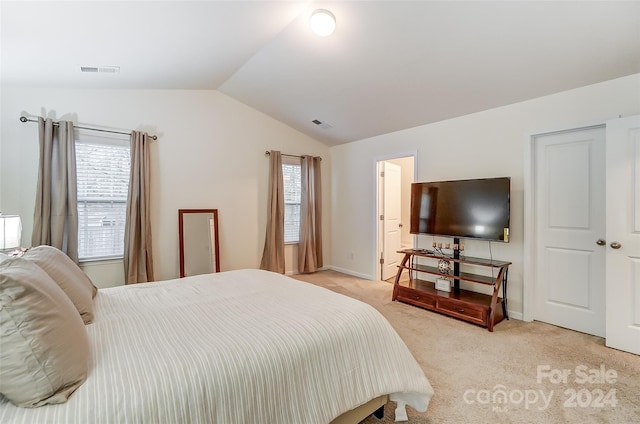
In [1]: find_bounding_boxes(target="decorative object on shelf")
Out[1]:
[437,259,451,274]
[435,277,452,292]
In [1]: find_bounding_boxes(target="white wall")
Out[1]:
[0,87,330,286]
[330,74,640,317]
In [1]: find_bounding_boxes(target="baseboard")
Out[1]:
[327,265,374,280]
[508,310,523,321]
[286,266,331,276]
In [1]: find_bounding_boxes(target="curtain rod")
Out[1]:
[264,150,322,160]
[19,116,158,140]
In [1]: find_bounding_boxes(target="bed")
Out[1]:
[0,256,433,423]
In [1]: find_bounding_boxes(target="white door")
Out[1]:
[534,126,606,337]
[382,162,402,280]
[605,116,640,354]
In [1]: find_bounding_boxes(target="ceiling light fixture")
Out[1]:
[310,9,336,37]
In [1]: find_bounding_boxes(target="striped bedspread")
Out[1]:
[0,269,433,423]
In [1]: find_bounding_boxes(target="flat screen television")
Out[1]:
[410,177,510,242]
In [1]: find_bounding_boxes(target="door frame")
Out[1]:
[373,151,417,281]
[523,121,606,322]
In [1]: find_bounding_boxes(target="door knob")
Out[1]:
[610,241,622,249]
[596,239,606,246]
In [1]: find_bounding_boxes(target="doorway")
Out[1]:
[376,155,415,281]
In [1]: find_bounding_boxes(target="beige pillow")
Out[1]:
[23,245,97,324]
[0,258,90,407]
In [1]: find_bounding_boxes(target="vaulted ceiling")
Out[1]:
[2,1,639,146]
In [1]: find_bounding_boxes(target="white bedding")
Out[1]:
[0,269,433,423]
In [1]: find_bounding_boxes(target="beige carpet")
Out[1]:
[293,270,640,424]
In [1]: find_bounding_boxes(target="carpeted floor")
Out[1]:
[293,270,640,424]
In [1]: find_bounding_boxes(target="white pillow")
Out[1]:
[0,258,90,407]
[23,245,98,324]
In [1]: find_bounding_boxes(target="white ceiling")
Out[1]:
[2,1,639,146]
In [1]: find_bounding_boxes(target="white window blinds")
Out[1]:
[282,162,301,243]
[76,139,130,260]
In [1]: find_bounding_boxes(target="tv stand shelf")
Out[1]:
[392,247,511,331]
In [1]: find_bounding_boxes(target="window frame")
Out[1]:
[75,133,131,262]
[282,156,302,244]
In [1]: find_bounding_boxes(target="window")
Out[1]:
[76,138,130,260]
[282,161,301,243]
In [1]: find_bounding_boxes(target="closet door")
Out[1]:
[533,126,606,337]
[605,115,640,355]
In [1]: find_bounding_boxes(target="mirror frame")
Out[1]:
[178,209,220,277]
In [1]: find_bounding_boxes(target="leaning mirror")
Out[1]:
[179,209,220,278]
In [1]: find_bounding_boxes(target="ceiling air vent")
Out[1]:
[80,66,120,74]
[312,119,333,130]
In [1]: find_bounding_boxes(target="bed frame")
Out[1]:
[330,395,387,424]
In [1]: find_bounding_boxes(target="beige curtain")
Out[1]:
[123,130,154,284]
[260,150,285,273]
[32,117,79,263]
[298,155,323,273]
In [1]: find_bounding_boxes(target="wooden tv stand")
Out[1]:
[392,247,511,332]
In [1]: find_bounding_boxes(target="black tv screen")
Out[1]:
[410,177,510,242]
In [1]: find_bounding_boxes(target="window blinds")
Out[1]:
[75,140,130,260]
[282,163,301,243]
